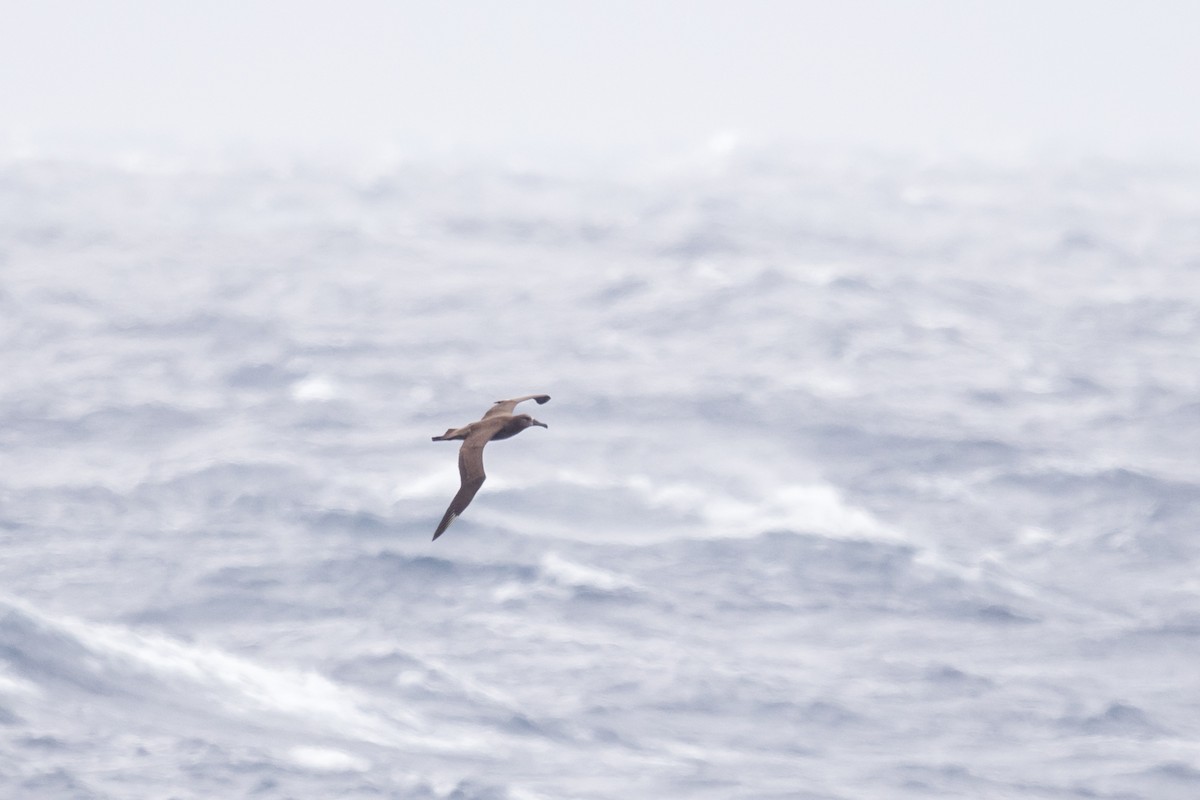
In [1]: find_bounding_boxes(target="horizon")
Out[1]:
[3,1,1199,164]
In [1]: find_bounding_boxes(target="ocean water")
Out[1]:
[2,147,1200,798]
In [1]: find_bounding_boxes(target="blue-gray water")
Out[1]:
[2,149,1199,798]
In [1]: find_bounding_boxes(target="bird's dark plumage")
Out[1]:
[431,395,550,540]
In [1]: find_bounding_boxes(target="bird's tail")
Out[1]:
[432,426,468,441]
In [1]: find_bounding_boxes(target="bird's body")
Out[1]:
[431,394,550,540]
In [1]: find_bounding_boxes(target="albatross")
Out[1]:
[430,394,550,540]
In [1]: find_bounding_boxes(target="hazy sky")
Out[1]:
[2,0,1197,159]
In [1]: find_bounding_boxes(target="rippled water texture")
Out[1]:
[2,150,1200,798]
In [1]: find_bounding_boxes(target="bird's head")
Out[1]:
[516,414,548,430]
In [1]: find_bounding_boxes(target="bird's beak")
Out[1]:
[533,420,548,428]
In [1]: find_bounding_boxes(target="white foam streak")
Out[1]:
[550,471,901,543]
[540,553,639,592]
[3,596,417,747]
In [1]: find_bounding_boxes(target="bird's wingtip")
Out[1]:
[536,395,550,404]
[432,511,458,541]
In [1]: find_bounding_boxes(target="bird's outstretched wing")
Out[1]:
[482,394,550,419]
[432,424,495,540]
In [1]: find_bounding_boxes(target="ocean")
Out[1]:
[2,146,1199,798]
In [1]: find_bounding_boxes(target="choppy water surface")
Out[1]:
[2,149,1200,798]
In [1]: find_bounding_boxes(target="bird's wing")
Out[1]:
[432,422,501,540]
[482,394,550,419]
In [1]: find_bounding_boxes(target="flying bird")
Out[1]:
[430,394,550,540]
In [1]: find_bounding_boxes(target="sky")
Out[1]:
[2,0,1199,160]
